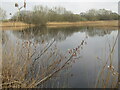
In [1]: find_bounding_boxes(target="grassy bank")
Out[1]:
[47,20,118,27]
[0,22,34,27]
[0,20,118,30]
[0,22,34,30]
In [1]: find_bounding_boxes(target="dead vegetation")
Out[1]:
[2,31,87,88]
[96,33,118,88]
[0,20,118,30]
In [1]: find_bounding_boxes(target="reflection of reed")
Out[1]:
[2,32,87,88]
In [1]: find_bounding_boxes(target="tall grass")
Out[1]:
[96,33,118,88]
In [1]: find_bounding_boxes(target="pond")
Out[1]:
[2,26,118,88]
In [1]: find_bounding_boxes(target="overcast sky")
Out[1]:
[1,0,119,19]
[1,0,119,2]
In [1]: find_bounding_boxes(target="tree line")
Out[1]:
[0,6,119,25]
[80,9,118,21]
[11,6,85,25]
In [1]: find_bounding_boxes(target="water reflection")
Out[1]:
[11,26,116,41]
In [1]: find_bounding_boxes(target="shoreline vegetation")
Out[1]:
[0,20,118,30]
[0,5,119,30]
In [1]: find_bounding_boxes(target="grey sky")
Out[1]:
[0,0,119,19]
[1,0,119,2]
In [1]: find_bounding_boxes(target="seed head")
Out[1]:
[15,3,19,7]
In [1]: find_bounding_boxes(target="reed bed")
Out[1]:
[0,20,118,31]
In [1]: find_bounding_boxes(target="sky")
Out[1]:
[1,0,119,2]
[0,0,119,19]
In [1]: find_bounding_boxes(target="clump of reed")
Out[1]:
[96,34,118,88]
[2,32,87,88]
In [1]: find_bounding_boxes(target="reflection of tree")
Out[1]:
[83,27,113,37]
[11,26,115,42]
[12,26,82,42]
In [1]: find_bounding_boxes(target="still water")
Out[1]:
[2,26,118,88]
